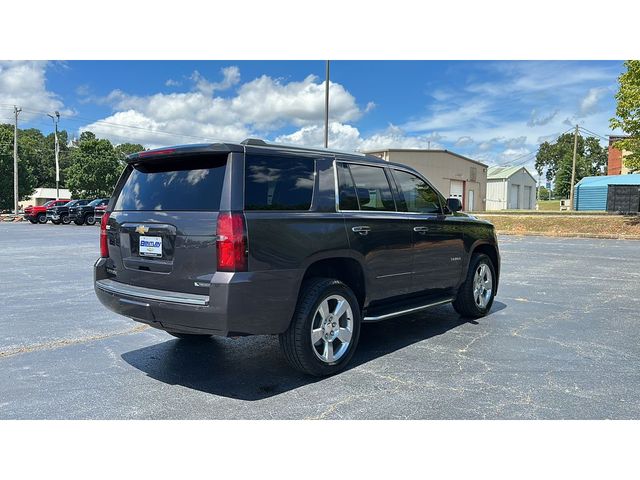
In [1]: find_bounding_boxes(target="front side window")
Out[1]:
[347,164,396,211]
[393,170,442,214]
[244,155,314,211]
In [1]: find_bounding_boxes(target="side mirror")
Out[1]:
[446,197,462,213]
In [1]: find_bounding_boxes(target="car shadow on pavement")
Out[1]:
[121,301,507,401]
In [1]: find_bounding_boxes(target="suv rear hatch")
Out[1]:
[106,152,230,295]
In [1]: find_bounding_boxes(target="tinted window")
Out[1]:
[347,164,396,211]
[393,170,442,214]
[65,200,79,207]
[88,198,104,207]
[244,155,314,211]
[337,163,359,210]
[114,155,227,211]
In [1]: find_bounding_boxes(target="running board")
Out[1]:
[362,298,454,322]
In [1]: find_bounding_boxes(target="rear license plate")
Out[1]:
[139,235,162,257]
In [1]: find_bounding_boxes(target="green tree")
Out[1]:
[610,60,640,172]
[114,143,144,161]
[64,133,123,198]
[0,124,37,210]
[535,132,606,198]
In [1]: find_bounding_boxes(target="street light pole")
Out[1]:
[48,112,61,199]
[13,106,21,215]
[324,60,330,149]
[568,124,579,210]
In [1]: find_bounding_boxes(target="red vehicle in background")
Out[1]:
[23,199,70,224]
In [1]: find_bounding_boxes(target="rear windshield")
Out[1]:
[113,155,227,211]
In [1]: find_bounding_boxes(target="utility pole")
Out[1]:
[568,124,579,210]
[13,106,21,215]
[324,60,330,149]
[48,112,61,199]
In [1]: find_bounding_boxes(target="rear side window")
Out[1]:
[346,164,396,211]
[114,155,227,211]
[244,155,314,211]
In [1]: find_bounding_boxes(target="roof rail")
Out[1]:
[240,138,269,146]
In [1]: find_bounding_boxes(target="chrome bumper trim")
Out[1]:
[95,279,209,306]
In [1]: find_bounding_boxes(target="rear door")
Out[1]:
[390,168,464,296]
[337,162,413,302]
[107,153,231,295]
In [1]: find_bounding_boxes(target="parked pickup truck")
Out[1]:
[70,198,109,225]
[47,199,90,225]
[24,199,70,224]
[94,139,500,376]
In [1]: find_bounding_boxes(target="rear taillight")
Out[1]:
[100,212,111,258]
[216,212,247,272]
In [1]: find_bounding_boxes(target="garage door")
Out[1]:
[524,185,532,209]
[450,180,464,206]
[510,184,520,209]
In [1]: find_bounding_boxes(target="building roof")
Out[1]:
[487,166,536,182]
[575,173,640,187]
[363,148,488,168]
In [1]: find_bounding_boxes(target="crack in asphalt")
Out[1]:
[0,324,149,359]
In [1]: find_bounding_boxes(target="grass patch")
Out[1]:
[477,214,640,238]
[537,200,561,211]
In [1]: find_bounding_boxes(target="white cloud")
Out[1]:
[79,68,369,147]
[165,79,181,87]
[579,87,609,116]
[527,109,557,127]
[190,66,240,95]
[276,123,444,152]
[0,61,71,120]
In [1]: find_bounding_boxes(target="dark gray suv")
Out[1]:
[94,139,500,376]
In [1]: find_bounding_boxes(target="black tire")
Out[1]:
[279,277,361,377]
[28,219,37,224]
[51,220,61,225]
[61,215,71,225]
[453,253,496,318]
[167,332,212,341]
[73,219,83,225]
[37,213,47,224]
[85,214,96,226]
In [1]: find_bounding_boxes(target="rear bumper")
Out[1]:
[94,258,301,336]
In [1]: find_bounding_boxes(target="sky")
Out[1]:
[0,60,625,174]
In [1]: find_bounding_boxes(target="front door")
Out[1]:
[391,169,465,296]
[337,162,413,301]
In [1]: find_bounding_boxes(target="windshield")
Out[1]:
[88,198,104,207]
[65,200,79,207]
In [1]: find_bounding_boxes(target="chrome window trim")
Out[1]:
[333,159,448,217]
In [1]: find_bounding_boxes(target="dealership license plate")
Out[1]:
[139,235,162,257]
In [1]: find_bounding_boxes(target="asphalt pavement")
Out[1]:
[1,222,639,419]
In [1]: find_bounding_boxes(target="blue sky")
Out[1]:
[0,60,624,173]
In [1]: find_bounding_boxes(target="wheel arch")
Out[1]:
[467,241,500,293]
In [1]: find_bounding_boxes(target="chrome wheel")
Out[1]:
[473,263,493,309]
[311,294,354,364]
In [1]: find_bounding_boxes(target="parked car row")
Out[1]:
[24,198,109,225]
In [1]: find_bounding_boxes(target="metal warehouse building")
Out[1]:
[574,174,640,212]
[365,149,488,211]
[486,166,537,210]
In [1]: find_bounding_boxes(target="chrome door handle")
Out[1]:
[413,226,429,234]
[352,226,371,236]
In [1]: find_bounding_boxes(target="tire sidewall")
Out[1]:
[85,215,96,225]
[37,213,47,224]
[466,254,496,315]
[297,280,361,376]
[61,215,70,225]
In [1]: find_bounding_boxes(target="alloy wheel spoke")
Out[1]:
[318,300,330,320]
[323,341,334,362]
[311,328,323,345]
[338,327,352,343]
[333,300,348,320]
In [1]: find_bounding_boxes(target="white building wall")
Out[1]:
[486,179,507,210]
[508,169,537,210]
